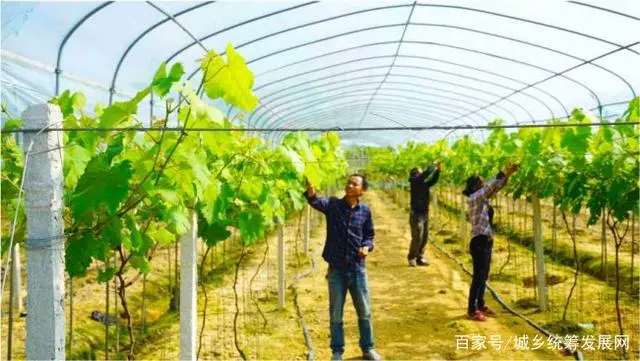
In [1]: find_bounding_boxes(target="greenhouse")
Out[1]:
[1,1,638,360]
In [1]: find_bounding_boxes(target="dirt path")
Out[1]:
[132,189,567,360]
[286,190,561,360]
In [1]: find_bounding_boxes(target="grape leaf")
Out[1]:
[201,44,258,111]
[152,62,185,97]
[71,156,133,221]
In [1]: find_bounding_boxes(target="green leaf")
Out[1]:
[624,96,639,122]
[237,209,265,244]
[151,188,181,205]
[66,233,107,277]
[199,219,232,247]
[50,90,86,117]
[99,87,151,128]
[279,146,304,174]
[98,267,116,283]
[101,217,123,249]
[64,144,92,189]
[126,216,143,251]
[2,118,23,133]
[240,179,263,200]
[201,179,221,223]
[201,44,258,111]
[152,62,185,97]
[175,83,224,126]
[305,163,324,188]
[561,126,590,155]
[105,133,125,164]
[71,156,133,221]
[167,205,191,235]
[130,255,151,274]
[148,225,174,246]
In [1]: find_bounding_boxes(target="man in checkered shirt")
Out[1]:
[462,164,519,321]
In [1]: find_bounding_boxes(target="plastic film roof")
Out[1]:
[1,1,639,146]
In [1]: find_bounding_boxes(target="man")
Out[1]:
[407,162,441,267]
[305,174,381,361]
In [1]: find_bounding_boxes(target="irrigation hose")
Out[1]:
[431,241,584,361]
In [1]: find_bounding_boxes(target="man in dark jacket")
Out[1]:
[305,174,381,361]
[408,162,441,266]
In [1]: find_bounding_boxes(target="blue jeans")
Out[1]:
[327,266,375,354]
[468,235,493,314]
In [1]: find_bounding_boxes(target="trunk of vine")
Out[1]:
[197,246,212,360]
[561,212,579,321]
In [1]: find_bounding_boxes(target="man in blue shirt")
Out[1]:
[305,174,381,361]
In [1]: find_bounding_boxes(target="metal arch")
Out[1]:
[55,1,114,95]
[270,109,440,144]
[492,99,632,123]
[278,102,475,139]
[250,72,532,124]
[270,96,486,131]
[247,56,538,122]
[185,23,406,80]
[344,86,504,120]
[186,25,601,115]
[108,2,214,104]
[369,111,447,143]
[249,80,517,123]
[252,41,564,117]
[416,3,639,55]
[269,93,489,128]
[373,83,518,121]
[261,91,490,128]
[297,103,453,126]
[254,83,505,125]
[320,80,517,120]
[356,1,417,130]
[267,93,488,131]
[255,83,501,123]
[216,23,615,129]
[169,2,409,64]
[288,101,470,128]
[249,62,552,127]
[165,1,320,63]
[255,55,393,93]
[268,106,447,144]
[248,63,531,124]
[255,41,395,77]
[284,104,455,140]
[568,1,640,22]
[252,71,528,128]
[404,41,602,114]
[408,23,635,99]
[447,42,639,125]
[272,107,450,144]
[54,1,633,138]
[242,29,620,119]
[253,26,632,104]
[179,1,638,83]
[107,1,210,104]
[250,62,544,125]
[57,2,633,101]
